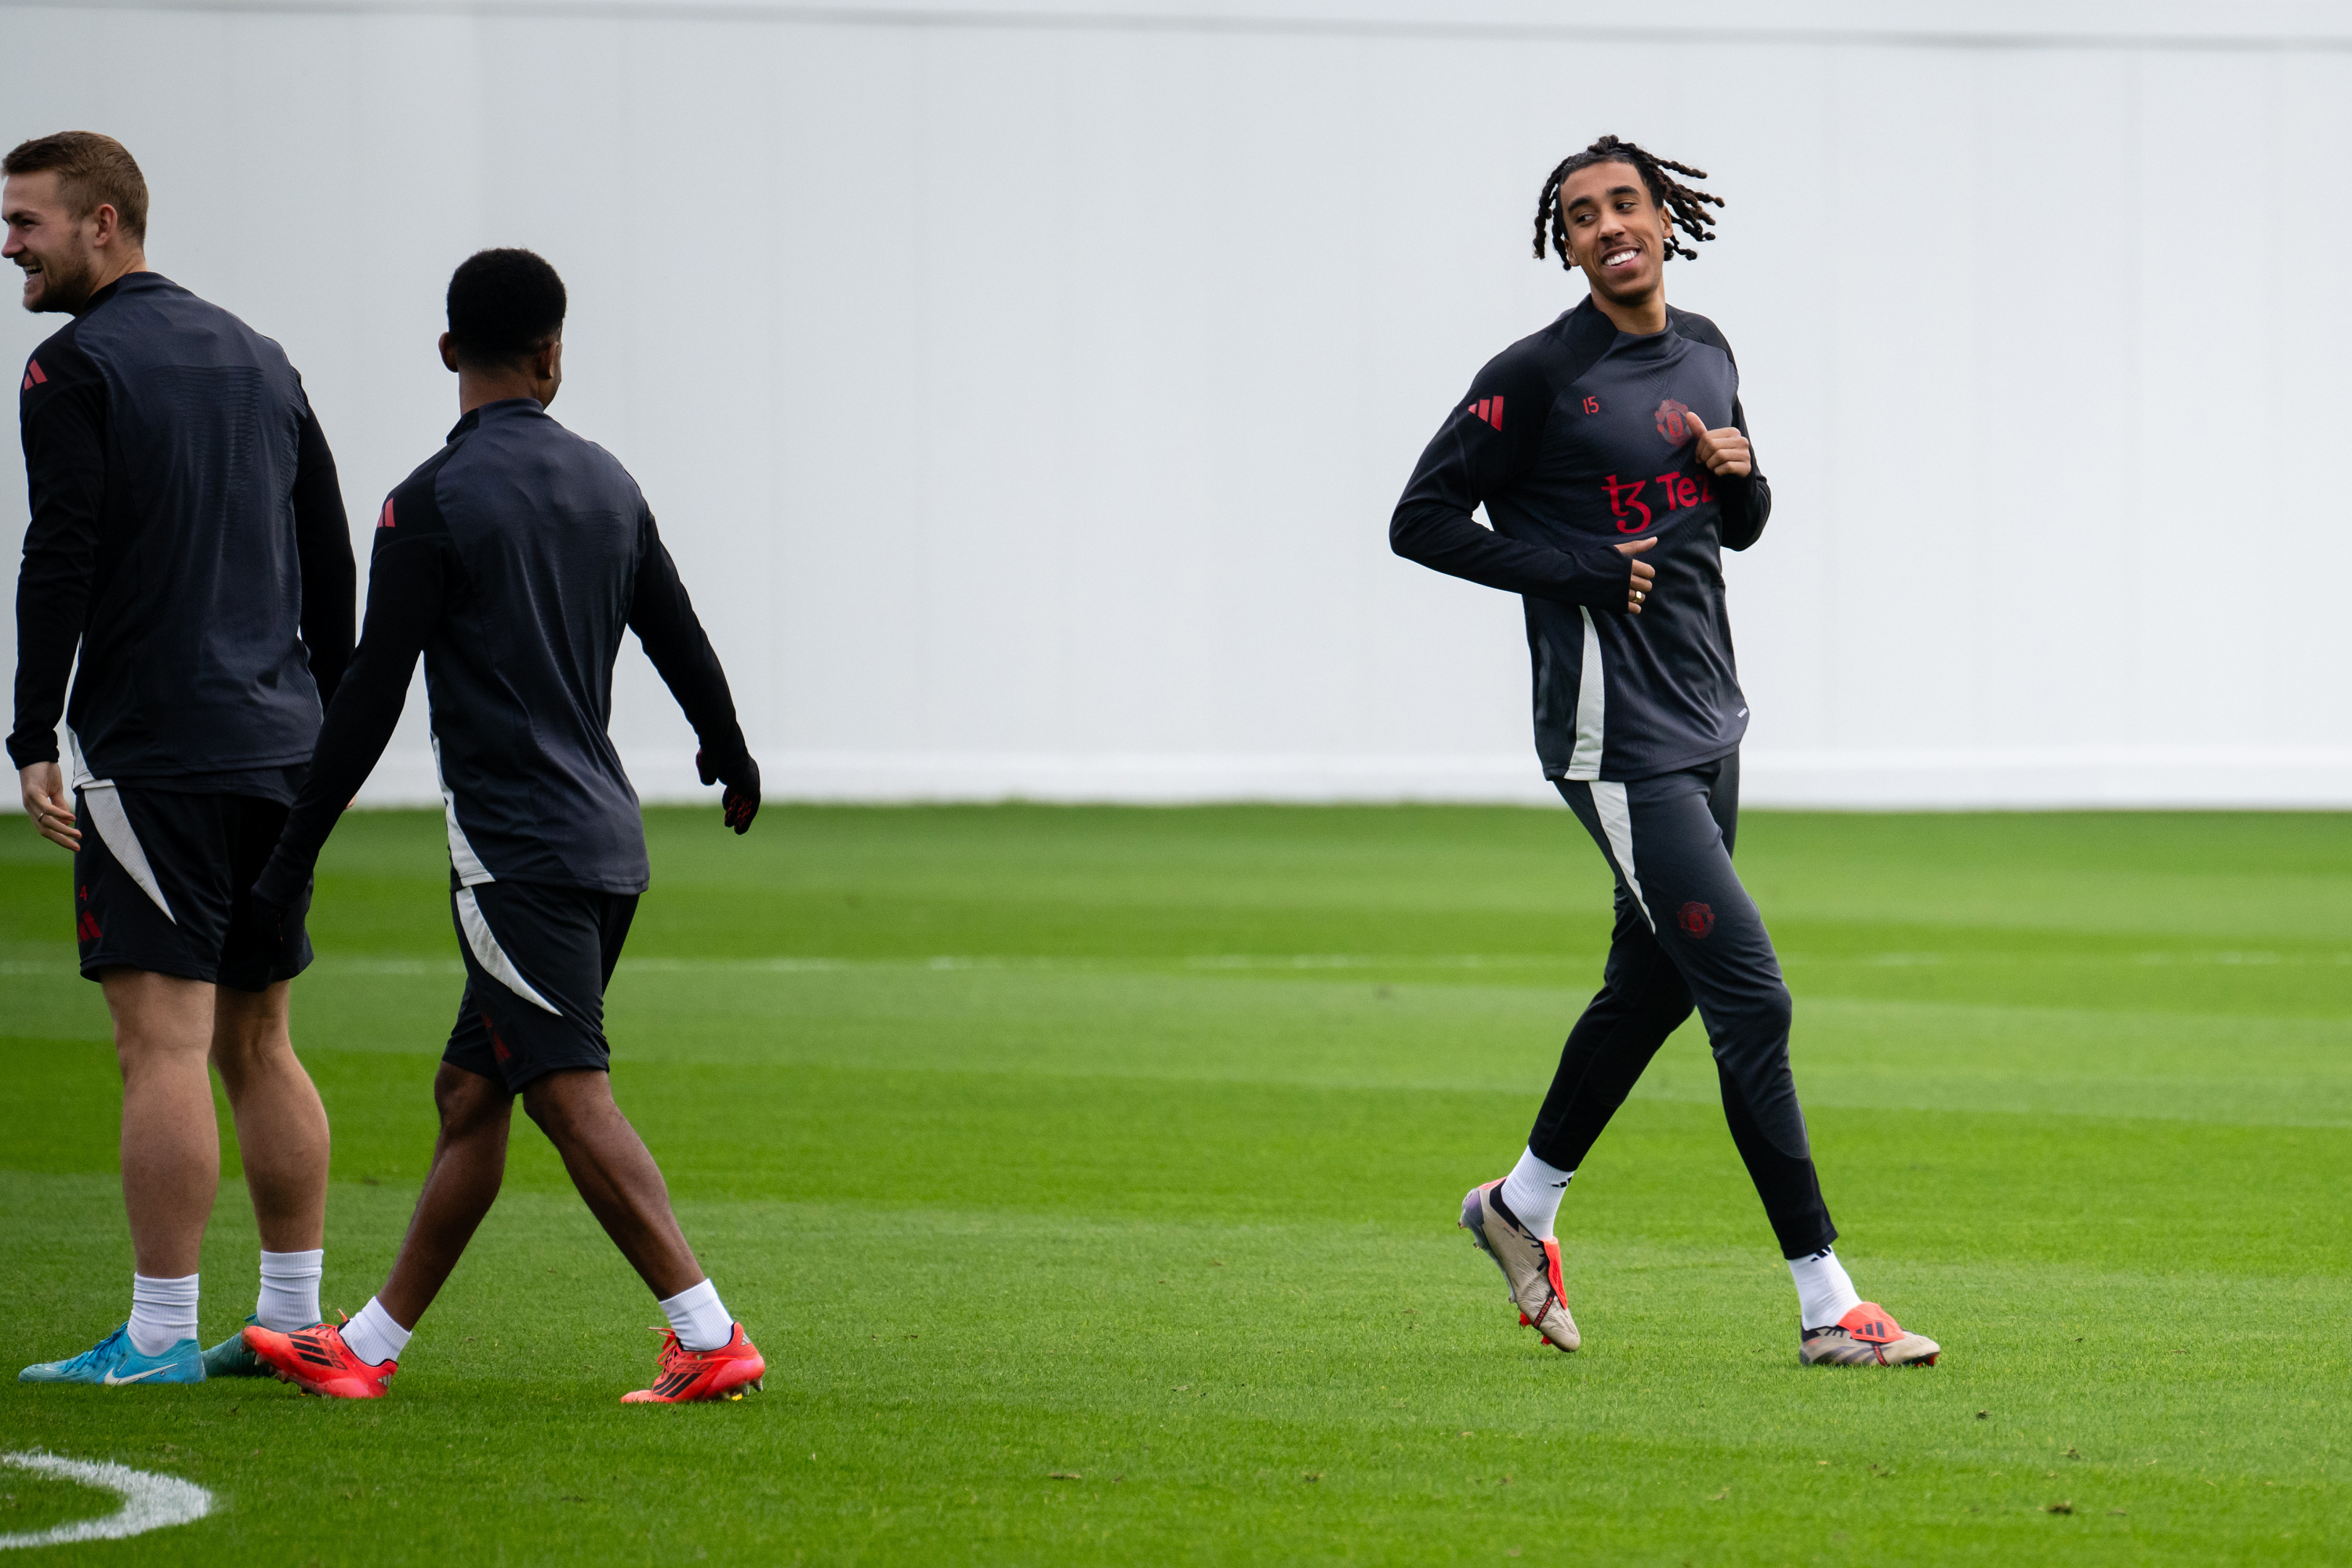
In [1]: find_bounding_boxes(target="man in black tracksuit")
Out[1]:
[239,249,771,1405]
[1394,137,1938,1368]
[8,132,350,1385]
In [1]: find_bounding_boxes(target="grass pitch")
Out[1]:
[3,803,2350,1564]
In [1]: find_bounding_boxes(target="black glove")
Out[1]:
[241,876,311,950]
[696,748,761,835]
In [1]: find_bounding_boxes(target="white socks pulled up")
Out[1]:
[128,1272,199,1356]
[1788,1245,1864,1330]
[1498,1147,1575,1240]
[257,1249,324,1332]
[341,1297,412,1368]
[659,1279,735,1352]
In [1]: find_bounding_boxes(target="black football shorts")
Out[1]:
[442,879,638,1093]
[71,783,314,992]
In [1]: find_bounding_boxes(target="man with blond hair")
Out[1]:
[8,131,354,1385]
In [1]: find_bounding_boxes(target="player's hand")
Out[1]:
[1686,416,1753,477]
[696,748,762,836]
[19,762,79,851]
[1617,537,1658,614]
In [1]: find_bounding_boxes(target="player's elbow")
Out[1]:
[1389,505,1437,561]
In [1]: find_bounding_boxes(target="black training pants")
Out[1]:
[1538,750,1835,1259]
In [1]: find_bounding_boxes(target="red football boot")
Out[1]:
[242,1317,399,1399]
[621,1323,765,1403]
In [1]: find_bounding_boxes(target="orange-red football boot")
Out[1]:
[621,1323,765,1403]
[242,1317,398,1399]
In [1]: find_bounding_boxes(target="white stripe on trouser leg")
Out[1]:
[1566,608,1606,780]
[81,783,176,924]
[1591,781,1651,929]
[434,735,495,887]
[453,887,560,1013]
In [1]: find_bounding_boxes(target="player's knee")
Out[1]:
[208,1022,298,1093]
[518,1069,610,1145]
[1754,981,1794,1039]
[433,1062,510,1137]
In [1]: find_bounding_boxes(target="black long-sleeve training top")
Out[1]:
[8,272,354,796]
[1391,296,1771,782]
[256,398,750,906]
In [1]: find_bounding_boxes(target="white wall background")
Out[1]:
[4,0,2349,808]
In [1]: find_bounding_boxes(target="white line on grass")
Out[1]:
[0,1451,212,1550]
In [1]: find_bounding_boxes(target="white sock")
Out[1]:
[340,1296,412,1368]
[659,1279,734,1352]
[1788,1246,1864,1330]
[128,1272,199,1356]
[256,1249,324,1332]
[1497,1147,1575,1240]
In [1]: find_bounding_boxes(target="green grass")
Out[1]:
[2,803,2350,1563]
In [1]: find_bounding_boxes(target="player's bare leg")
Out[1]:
[199,980,334,1374]
[377,1062,515,1327]
[22,969,220,1381]
[521,1068,701,1298]
[106,970,220,1279]
[211,981,328,1252]
[244,1063,509,1399]
[517,1069,762,1402]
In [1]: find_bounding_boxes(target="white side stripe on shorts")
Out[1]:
[82,783,176,924]
[453,887,560,1013]
[1591,781,1651,930]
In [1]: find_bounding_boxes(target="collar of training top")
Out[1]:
[445,397,546,442]
[70,269,176,319]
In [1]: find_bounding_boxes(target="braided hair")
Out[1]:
[1532,135,1723,269]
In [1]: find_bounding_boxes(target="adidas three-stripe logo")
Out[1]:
[20,359,46,391]
[1467,394,1503,429]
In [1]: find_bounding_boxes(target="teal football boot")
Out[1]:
[20,1322,205,1385]
[202,1315,274,1378]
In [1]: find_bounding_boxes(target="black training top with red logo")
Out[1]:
[8,273,354,791]
[1390,296,1770,783]
[255,399,751,906]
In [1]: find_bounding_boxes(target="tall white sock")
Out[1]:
[1497,1147,1575,1240]
[256,1249,324,1332]
[659,1279,734,1352]
[341,1296,412,1368]
[1788,1246,1863,1330]
[128,1272,199,1356]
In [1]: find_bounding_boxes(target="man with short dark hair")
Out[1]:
[240,248,768,1403]
[7,130,354,1386]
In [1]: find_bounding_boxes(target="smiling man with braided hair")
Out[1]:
[1392,136,1939,1369]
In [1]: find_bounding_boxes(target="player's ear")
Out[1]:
[437,332,459,373]
[536,338,564,408]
